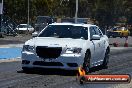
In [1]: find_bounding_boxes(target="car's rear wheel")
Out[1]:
[83,51,90,74]
[102,49,110,68]
[120,36,122,38]
[113,36,116,38]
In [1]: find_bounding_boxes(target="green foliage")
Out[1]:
[3,0,132,25]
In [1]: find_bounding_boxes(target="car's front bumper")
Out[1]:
[21,51,84,70]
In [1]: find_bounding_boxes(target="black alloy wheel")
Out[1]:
[83,51,90,74]
[102,49,110,68]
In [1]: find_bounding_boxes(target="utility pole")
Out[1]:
[27,0,29,32]
[75,0,78,23]
[27,0,29,25]
[0,0,3,37]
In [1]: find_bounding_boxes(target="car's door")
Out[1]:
[93,26,104,61]
[97,27,106,60]
[89,26,102,65]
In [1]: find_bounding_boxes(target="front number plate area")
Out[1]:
[41,58,56,62]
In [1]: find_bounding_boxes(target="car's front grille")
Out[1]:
[36,46,62,58]
[22,60,30,64]
[33,61,63,66]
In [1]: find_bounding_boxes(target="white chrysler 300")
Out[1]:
[22,23,110,73]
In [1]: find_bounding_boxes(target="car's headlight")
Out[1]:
[65,47,82,54]
[23,45,35,52]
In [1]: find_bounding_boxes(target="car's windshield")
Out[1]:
[118,27,127,31]
[38,25,88,40]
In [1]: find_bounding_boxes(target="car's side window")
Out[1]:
[90,26,103,39]
[90,27,96,39]
[98,28,103,37]
[93,26,100,35]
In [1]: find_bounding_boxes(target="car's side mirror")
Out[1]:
[91,35,100,40]
[32,32,38,37]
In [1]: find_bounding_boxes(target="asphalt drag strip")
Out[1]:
[0,47,132,88]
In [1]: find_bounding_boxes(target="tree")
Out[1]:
[3,0,132,27]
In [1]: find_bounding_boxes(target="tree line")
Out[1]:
[3,0,132,27]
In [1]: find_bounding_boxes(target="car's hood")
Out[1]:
[25,37,86,48]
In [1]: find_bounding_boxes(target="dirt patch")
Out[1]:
[0,34,32,45]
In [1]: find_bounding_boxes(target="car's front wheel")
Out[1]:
[102,49,110,68]
[83,51,90,74]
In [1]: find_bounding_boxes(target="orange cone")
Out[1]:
[124,38,128,47]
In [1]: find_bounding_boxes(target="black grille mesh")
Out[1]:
[36,46,62,58]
